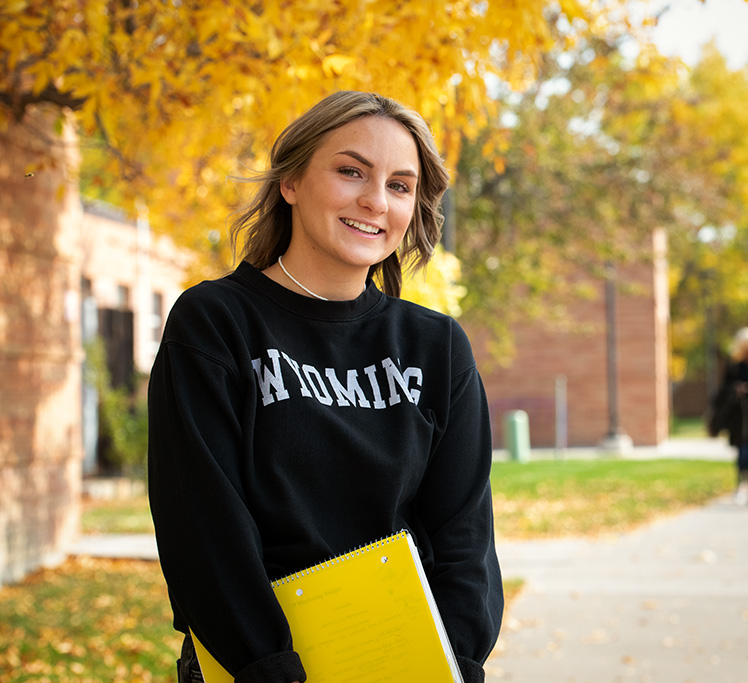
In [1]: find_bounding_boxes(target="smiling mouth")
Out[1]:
[341,218,381,235]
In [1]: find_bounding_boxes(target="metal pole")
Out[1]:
[605,262,620,436]
[600,262,632,452]
[441,186,456,253]
[555,374,568,457]
[703,269,717,403]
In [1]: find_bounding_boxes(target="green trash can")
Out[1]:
[504,410,530,463]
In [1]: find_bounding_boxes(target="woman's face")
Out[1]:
[280,115,419,282]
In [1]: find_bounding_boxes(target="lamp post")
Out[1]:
[441,186,456,253]
[701,268,718,404]
[599,261,633,453]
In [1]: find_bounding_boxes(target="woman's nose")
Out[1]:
[358,181,388,214]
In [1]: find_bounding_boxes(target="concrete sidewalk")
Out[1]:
[487,496,748,682]
[493,436,736,463]
[69,532,159,561]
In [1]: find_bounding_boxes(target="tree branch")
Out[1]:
[0,86,88,120]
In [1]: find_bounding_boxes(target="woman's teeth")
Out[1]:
[342,218,380,234]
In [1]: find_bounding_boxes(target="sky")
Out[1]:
[650,0,748,69]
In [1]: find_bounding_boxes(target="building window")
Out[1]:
[117,285,131,310]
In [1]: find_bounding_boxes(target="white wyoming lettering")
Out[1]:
[251,349,423,409]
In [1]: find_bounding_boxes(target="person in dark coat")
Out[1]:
[709,327,748,504]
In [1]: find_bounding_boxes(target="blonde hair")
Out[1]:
[730,327,748,362]
[230,91,450,297]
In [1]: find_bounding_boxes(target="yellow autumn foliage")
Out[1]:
[0,0,644,309]
[401,245,467,317]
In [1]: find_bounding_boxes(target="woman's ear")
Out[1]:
[279,176,297,205]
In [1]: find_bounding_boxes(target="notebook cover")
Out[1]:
[191,530,463,682]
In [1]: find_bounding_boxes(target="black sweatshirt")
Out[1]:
[148,262,503,683]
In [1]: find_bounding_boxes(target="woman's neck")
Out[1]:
[262,256,367,301]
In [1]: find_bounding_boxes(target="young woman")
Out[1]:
[148,91,503,683]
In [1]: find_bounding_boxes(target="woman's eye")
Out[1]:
[338,167,361,177]
[389,181,411,193]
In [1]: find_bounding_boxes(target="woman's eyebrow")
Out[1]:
[336,150,418,178]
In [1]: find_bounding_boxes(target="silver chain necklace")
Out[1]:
[278,254,329,301]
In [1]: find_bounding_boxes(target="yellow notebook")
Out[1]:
[190,530,463,682]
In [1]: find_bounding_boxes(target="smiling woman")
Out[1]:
[231,90,450,297]
[147,91,504,683]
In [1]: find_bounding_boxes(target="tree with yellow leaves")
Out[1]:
[1,0,636,311]
[452,19,748,374]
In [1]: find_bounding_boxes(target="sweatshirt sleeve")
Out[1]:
[147,327,306,682]
[414,322,503,682]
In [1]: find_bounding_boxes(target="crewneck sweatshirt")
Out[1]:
[148,261,503,683]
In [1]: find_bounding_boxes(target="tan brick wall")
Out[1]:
[0,108,83,585]
[471,230,670,448]
[80,205,193,374]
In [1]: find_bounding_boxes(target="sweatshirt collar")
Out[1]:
[233,261,384,321]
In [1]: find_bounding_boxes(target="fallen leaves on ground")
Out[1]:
[0,557,181,683]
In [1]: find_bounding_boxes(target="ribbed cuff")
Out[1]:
[235,650,306,683]
[457,655,485,683]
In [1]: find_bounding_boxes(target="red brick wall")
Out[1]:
[0,108,83,585]
[470,230,670,448]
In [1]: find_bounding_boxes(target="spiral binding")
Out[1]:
[270,529,407,587]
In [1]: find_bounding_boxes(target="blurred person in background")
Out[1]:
[709,327,748,504]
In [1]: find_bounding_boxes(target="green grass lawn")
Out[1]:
[1,458,734,681]
[669,416,709,438]
[81,496,154,535]
[491,458,733,539]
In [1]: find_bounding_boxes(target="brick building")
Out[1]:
[0,111,191,586]
[473,230,670,449]
[79,201,193,474]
